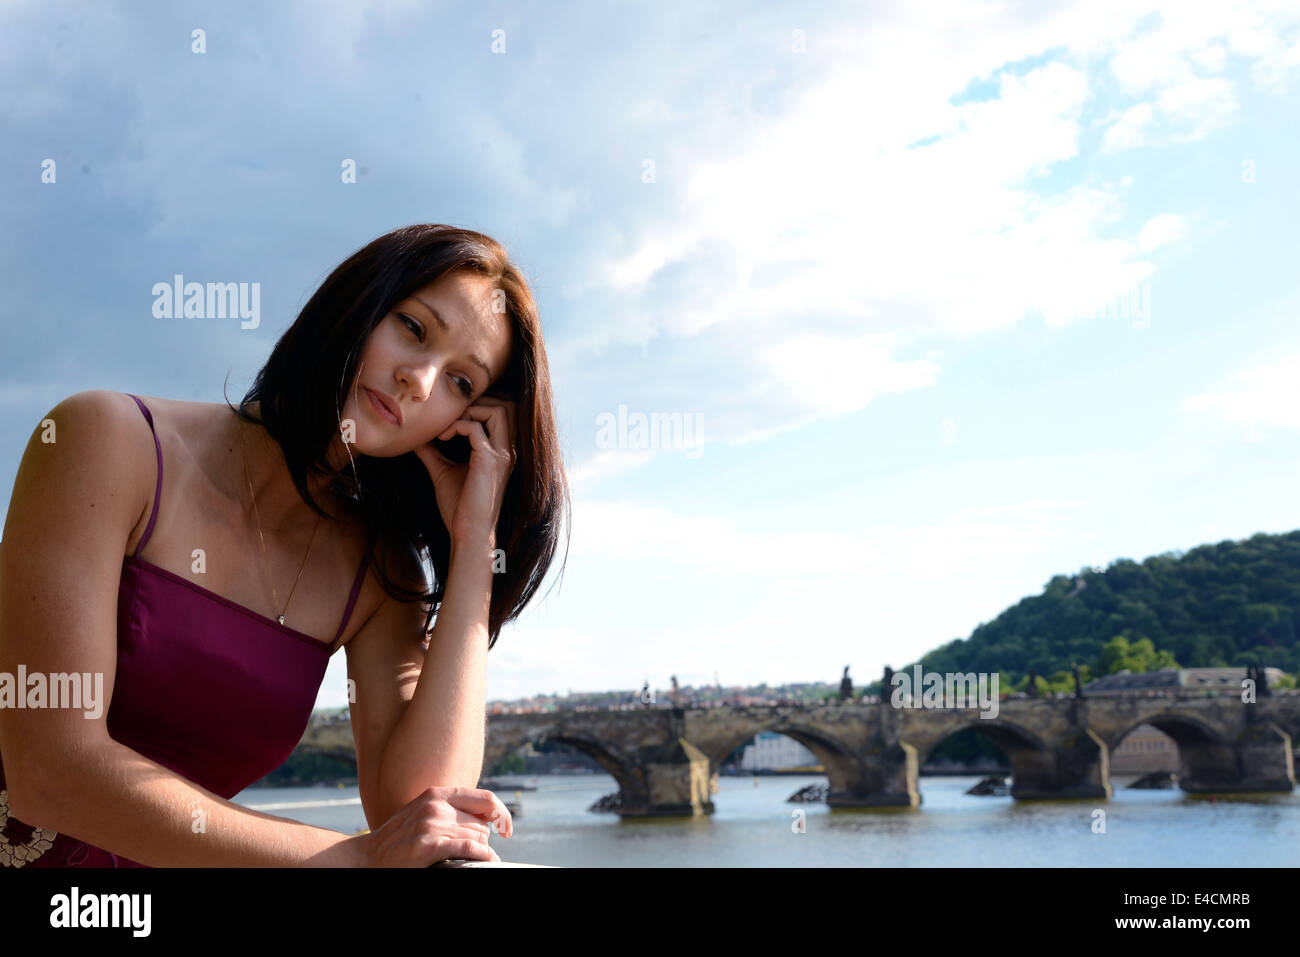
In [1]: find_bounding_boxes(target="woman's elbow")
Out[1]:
[4,755,58,827]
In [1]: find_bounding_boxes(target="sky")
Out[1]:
[2,0,1299,710]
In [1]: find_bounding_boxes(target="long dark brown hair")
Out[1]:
[224,224,570,649]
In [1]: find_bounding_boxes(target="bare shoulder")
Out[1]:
[38,389,159,480]
[1,390,161,552]
[45,390,162,545]
[0,390,158,584]
[47,388,150,427]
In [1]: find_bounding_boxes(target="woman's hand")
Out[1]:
[412,395,517,548]
[342,786,514,867]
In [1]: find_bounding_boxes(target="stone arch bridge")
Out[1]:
[300,695,1299,817]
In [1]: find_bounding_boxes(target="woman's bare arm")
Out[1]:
[0,391,359,866]
[14,738,361,866]
[347,534,498,829]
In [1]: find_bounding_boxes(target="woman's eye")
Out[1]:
[397,313,470,397]
[398,313,422,338]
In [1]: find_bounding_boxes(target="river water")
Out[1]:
[232,773,1299,867]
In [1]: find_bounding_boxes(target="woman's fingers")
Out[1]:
[478,405,512,458]
[436,417,493,456]
[443,839,500,863]
[438,413,513,467]
[445,822,492,844]
[443,399,516,454]
[443,788,514,837]
[450,815,492,838]
[443,403,498,438]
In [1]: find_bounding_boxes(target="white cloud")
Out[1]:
[1100,1,1300,147]
[752,334,940,418]
[285,0,429,67]
[1156,74,1238,140]
[485,625,610,701]
[1137,213,1189,251]
[1101,102,1155,152]
[1182,353,1300,430]
[568,15,1242,453]
[564,496,1085,580]
[595,58,1135,347]
[629,99,681,124]
[545,0,1300,480]
[567,449,655,491]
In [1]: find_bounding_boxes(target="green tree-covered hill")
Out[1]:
[912,529,1300,689]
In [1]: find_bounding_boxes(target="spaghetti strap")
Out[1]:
[330,527,377,651]
[125,393,163,560]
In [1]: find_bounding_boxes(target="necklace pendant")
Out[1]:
[277,614,286,625]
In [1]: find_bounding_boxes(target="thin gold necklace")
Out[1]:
[238,417,322,627]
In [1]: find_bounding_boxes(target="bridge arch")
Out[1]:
[488,726,634,780]
[485,724,645,809]
[1107,713,1239,788]
[1107,713,1231,752]
[706,721,866,799]
[905,719,1057,797]
[912,718,1050,768]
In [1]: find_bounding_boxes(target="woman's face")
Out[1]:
[339,269,513,457]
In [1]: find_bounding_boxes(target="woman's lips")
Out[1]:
[364,387,400,425]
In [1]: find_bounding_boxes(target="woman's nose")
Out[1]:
[399,362,439,400]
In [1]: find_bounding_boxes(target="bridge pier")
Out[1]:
[616,737,715,818]
[1181,722,1296,794]
[826,742,920,808]
[1010,728,1112,800]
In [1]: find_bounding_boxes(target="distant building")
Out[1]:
[741,730,818,771]
[1083,666,1286,696]
[1109,723,1179,773]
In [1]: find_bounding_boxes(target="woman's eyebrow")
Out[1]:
[408,295,493,383]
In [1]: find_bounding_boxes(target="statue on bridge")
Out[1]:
[1248,663,1272,698]
[839,666,853,702]
[670,675,681,708]
[1027,670,1039,698]
[1072,662,1085,699]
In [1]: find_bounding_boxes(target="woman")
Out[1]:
[0,224,570,866]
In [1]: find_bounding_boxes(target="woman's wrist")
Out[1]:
[449,524,496,556]
[308,831,370,867]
